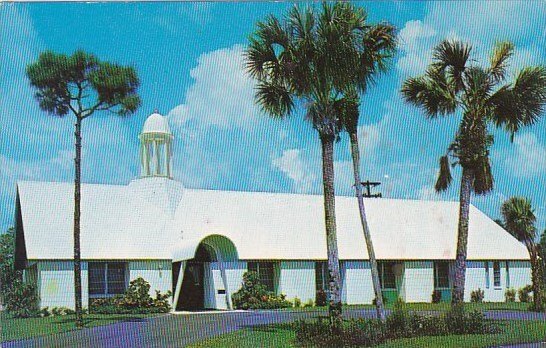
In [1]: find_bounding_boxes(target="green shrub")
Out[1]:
[293,297,302,308]
[315,289,327,307]
[303,299,314,308]
[294,302,498,347]
[444,304,498,335]
[470,288,484,303]
[505,288,516,302]
[90,277,171,314]
[385,300,413,337]
[431,290,442,303]
[4,279,40,318]
[518,285,533,303]
[231,271,292,310]
[294,318,387,347]
[50,307,76,316]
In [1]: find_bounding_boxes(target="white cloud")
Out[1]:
[499,133,546,178]
[272,149,318,193]
[167,44,260,130]
[396,2,546,77]
[397,20,437,75]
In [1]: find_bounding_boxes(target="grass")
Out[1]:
[188,320,546,348]
[0,312,160,342]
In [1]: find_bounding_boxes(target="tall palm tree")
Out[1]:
[337,22,397,321]
[501,197,544,310]
[401,40,546,305]
[246,3,365,326]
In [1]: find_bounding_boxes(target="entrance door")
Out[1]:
[177,262,204,310]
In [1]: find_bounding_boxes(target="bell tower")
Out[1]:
[139,110,173,178]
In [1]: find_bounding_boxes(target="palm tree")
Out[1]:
[401,40,546,305]
[246,3,367,326]
[501,197,544,310]
[337,22,397,321]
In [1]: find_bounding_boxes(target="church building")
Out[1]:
[14,112,531,311]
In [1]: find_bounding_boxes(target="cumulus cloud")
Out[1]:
[397,20,437,75]
[498,133,546,178]
[272,149,318,193]
[167,44,260,131]
[396,1,546,77]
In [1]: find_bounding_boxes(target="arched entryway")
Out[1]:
[172,234,239,311]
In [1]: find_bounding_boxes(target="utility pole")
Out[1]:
[361,180,382,198]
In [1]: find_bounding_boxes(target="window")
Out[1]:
[493,261,501,288]
[315,262,328,292]
[434,261,450,288]
[506,262,510,288]
[89,262,127,296]
[485,262,490,289]
[248,262,275,292]
[379,262,396,289]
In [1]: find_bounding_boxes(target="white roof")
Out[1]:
[16,180,529,262]
[142,112,171,134]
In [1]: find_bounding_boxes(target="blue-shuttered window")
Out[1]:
[89,262,127,297]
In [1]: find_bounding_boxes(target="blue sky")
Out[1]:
[1,1,545,235]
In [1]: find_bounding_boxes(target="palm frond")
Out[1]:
[255,81,294,118]
[489,41,514,82]
[356,22,397,92]
[489,66,546,135]
[435,155,453,192]
[501,196,537,242]
[432,39,471,92]
[472,157,493,195]
[401,70,457,118]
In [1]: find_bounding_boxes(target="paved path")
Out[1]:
[3,309,546,348]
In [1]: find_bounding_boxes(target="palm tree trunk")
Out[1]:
[74,117,83,328]
[528,245,544,310]
[452,167,473,305]
[348,131,385,321]
[320,134,343,328]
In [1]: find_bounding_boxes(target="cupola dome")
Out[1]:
[139,111,174,179]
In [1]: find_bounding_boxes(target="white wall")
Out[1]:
[464,261,531,302]
[403,261,434,303]
[342,261,375,305]
[37,261,89,309]
[278,261,315,304]
[508,261,532,293]
[128,260,172,298]
[35,260,173,310]
[205,261,247,310]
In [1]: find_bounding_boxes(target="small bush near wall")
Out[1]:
[505,288,516,302]
[431,290,442,303]
[4,279,40,318]
[90,277,171,314]
[518,285,533,303]
[295,303,498,347]
[293,297,302,308]
[231,271,292,310]
[470,288,484,303]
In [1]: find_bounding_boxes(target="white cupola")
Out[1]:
[139,110,173,178]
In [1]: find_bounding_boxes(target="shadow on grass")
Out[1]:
[54,315,149,326]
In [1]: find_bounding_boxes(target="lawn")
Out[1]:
[188,320,546,348]
[0,312,160,342]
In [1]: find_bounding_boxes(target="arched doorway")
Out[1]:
[176,244,213,310]
[173,235,239,311]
